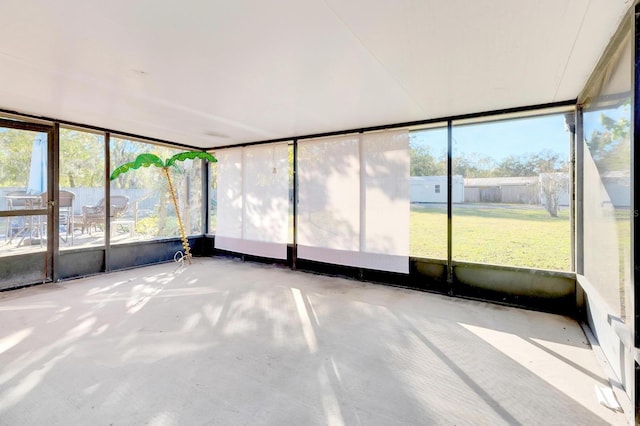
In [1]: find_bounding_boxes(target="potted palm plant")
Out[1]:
[110,151,217,264]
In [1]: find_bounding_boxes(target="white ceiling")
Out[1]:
[0,0,632,148]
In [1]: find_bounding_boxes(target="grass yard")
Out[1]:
[212,203,573,271]
[615,208,631,320]
[411,203,571,271]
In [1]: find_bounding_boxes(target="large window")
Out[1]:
[409,126,448,260]
[452,114,571,271]
[297,131,410,273]
[210,144,295,245]
[581,33,631,319]
[214,143,290,259]
[208,153,217,234]
[110,137,203,243]
[59,128,105,249]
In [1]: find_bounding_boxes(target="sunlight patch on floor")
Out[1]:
[291,287,318,354]
[459,322,613,422]
[0,328,32,354]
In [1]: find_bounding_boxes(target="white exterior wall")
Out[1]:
[410,176,464,203]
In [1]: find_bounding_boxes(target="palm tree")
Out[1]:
[110,151,217,264]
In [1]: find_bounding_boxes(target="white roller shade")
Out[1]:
[215,143,289,259]
[361,130,410,264]
[298,130,409,273]
[215,148,243,241]
[298,135,360,251]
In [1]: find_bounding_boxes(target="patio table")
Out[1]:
[5,193,45,246]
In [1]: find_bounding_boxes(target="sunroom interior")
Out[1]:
[0,0,637,424]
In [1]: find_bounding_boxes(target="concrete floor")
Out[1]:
[0,257,628,425]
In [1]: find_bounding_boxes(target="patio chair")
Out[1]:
[81,195,129,235]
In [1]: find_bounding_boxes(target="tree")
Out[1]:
[0,129,34,186]
[535,151,569,217]
[410,145,446,176]
[492,150,568,216]
[412,143,570,216]
[587,112,630,173]
[453,153,496,178]
[59,129,104,188]
[539,172,569,217]
[495,154,538,177]
[532,150,567,173]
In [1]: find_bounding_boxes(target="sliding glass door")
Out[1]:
[0,119,54,289]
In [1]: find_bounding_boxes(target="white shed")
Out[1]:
[410,175,464,203]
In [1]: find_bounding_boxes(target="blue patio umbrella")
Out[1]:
[27,133,47,194]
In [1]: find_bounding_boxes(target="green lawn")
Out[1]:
[615,208,631,319]
[212,203,573,271]
[410,203,571,271]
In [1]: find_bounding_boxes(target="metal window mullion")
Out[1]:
[447,120,453,290]
[202,157,209,236]
[105,132,111,272]
[359,133,365,254]
[632,2,640,347]
[292,140,298,270]
[633,4,640,421]
[575,107,584,276]
[566,112,577,273]
[49,123,59,282]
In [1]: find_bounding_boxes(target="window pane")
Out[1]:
[1,214,47,256]
[184,154,203,236]
[582,34,631,319]
[60,128,105,249]
[214,144,289,259]
[452,114,571,271]
[0,128,47,256]
[298,135,360,252]
[410,127,448,260]
[215,148,242,240]
[298,131,410,273]
[209,157,217,234]
[110,138,203,243]
[243,144,289,246]
[0,129,47,212]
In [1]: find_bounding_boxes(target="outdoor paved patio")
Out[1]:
[0,258,629,425]
[0,226,146,258]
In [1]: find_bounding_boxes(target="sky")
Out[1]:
[410,113,570,161]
